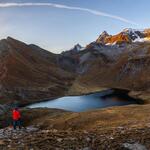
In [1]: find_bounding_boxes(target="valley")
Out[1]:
[0,28,150,149]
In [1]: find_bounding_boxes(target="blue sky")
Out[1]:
[0,0,150,53]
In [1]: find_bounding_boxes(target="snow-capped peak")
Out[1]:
[98,28,150,45]
[74,44,82,51]
[69,44,84,52]
[123,28,143,33]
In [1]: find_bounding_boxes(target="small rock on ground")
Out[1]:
[123,143,147,150]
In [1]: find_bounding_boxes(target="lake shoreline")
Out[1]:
[26,88,145,112]
[20,89,109,108]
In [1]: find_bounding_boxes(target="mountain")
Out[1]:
[57,44,83,72]
[96,31,109,44]
[1,29,150,150]
[87,28,150,48]
[67,28,150,99]
[0,37,75,106]
[1,28,150,105]
[69,43,83,52]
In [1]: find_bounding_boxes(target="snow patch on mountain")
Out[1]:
[70,44,84,52]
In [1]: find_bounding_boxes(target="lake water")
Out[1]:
[28,90,139,112]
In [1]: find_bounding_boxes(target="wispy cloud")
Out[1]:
[0,2,138,25]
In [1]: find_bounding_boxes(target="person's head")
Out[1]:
[14,107,18,111]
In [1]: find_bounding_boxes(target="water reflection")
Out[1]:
[28,91,138,112]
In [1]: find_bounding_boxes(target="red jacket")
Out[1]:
[13,109,21,120]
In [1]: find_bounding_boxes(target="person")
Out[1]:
[12,107,21,130]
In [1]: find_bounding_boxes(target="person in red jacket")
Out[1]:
[12,108,21,130]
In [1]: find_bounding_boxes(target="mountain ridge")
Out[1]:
[92,28,150,46]
[1,28,150,105]
[0,37,75,105]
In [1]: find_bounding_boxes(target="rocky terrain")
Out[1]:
[0,105,150,149]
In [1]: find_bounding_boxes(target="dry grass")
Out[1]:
[23,104,150,132]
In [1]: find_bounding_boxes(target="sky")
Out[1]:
[0,0,150,53]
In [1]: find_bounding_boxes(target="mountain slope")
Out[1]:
[1,28,150,105]
[67,28,150,99]
[0,37,75,105]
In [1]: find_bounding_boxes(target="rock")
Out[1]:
[0,126,39,141]
[83,130,88,134]
[57,138,63,142]
[51,129,58,133]
[123,143,147,150]
[41,130,50,133]
[86,137,91,142]
[0,140,5,145]
[68,137,76,141]
[109,137,114,140]
[26,126,39,132]
[82,147,92,150]
[117,126,124,130]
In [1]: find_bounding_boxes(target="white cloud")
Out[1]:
[0,2,138,25]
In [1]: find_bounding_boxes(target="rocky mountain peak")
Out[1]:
[96,31,110,44]
[144,28,150,40]
[93,28,150,46]
[144,28,150,33]
[96,31,131,45]
[6,36,28,47]
[101,31,109,36]
[71,43,83,52]
[7,36,15,41]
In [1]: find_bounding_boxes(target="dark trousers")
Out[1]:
[13,119,21,130]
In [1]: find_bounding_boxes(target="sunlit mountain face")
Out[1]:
[95,28,150,45]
